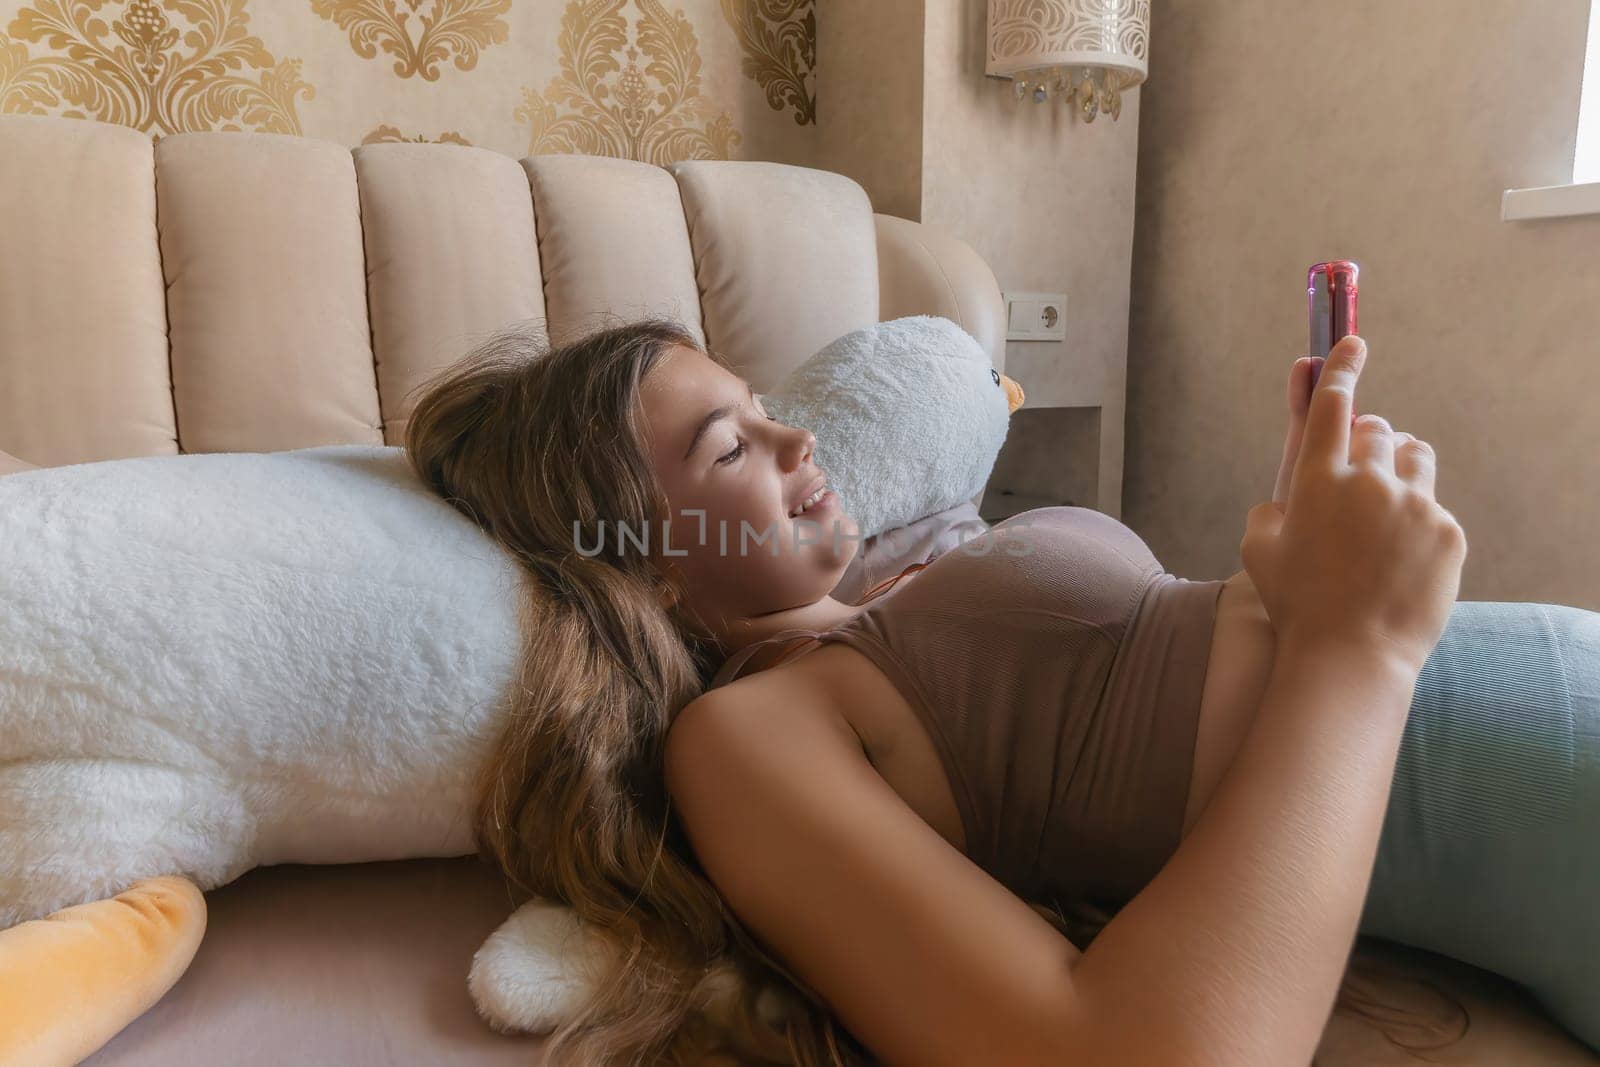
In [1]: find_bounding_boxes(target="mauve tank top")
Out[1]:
[707,506,1227,906]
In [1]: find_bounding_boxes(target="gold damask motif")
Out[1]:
[718,0,812,125]
[516,0,740,165]
[0,0,311,134]
[310,0,511,82]
[362,122,470,144]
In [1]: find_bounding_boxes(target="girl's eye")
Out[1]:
[717,440,746,466]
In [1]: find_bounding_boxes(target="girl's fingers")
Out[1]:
[1349,413,1396,472]
[1392,431,1437,499]
[1289,357,1316,418]
[1274,357,1315,506]
[1300,335,1366,471]
[1272,434,1297,507]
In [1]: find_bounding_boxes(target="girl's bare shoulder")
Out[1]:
[689,641,884,752]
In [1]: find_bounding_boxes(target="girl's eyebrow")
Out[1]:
[683,382,756,461]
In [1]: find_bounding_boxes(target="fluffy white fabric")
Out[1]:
[761,314,1012,539]
[0,445,523,926]
[468,898,623,1034]
[467,901,785,1034]
[0,313,1007,1033]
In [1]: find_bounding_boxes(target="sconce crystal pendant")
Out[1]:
[986,0,1150,122]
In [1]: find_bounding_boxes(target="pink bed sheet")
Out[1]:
[83,857,547,1065]
[80,856,1596,1065]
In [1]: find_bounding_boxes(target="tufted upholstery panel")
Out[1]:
[523,154,705,351]
[0,115,1005,467]
[0,118,173,465]
[155,131,383,454]
[875,213,1007,376]
[673,159,880,392]
[354,144,546,446]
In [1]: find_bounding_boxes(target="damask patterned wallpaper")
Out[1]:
[0,0,816,167]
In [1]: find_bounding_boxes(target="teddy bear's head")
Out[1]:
[760,315,1023,540]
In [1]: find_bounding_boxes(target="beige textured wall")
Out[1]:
[923,0,1138,417]
[0,0,816,166]
[815,0,923,220]
[1128,0,1600,607]
[818,0,1142,515]
[923,0,1139,515]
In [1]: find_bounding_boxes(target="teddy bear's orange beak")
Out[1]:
[999,373,1025,413]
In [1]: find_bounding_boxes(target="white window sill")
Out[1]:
[1501,180,1600,221]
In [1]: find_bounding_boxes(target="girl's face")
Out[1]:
[638,345,859,632]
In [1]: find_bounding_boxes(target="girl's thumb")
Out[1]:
[1246,499,1286,528]
[1240,500,1285,564]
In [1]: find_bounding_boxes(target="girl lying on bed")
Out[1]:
[395,321,1590,1065]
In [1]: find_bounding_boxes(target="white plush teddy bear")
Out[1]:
[0,314,1020,1036]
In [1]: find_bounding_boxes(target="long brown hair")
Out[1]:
[403,316,1466,1063]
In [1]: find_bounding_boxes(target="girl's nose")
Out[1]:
[780,424,815,469]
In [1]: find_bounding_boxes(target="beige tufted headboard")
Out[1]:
[0,114,1006,469]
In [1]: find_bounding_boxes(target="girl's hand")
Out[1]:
[1242,336,1467,673]
[1273,356,1364,506]
[1271,357,1317,506]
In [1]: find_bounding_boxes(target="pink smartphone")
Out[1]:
[1307,259,1359,393]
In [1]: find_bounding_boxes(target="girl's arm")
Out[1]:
[1070,635,1421,1065]
[1073,336,1462,1064]
[1206,355,1314,607]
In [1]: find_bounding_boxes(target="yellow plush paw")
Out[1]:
[0,876,206,1066]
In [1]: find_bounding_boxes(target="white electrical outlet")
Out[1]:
[1003,291,1067,342]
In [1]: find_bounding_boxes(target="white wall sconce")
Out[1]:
[986,0,1150,121]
